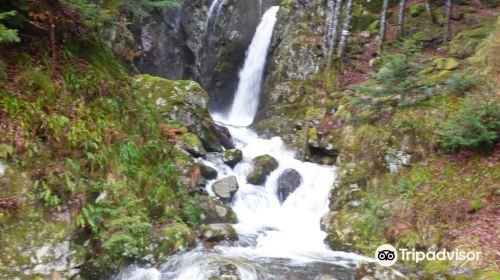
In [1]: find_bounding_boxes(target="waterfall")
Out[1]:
[215,6,279,127]
[118,5,374,280]
[206,0,223,30]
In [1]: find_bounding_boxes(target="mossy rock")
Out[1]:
[197,196,237,224]
[200,223,238,242]
[177,132,207,157]
[133,74,223,152]
[0,208,86,279]
[159,222,196,254]
[223,149,243,168]
[246,155,279,185]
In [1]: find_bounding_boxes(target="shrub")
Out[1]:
[439,99,500,152]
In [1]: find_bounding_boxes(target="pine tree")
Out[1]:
[423,0,435,23]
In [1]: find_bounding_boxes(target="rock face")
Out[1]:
[133,74,231,152]
[132,0,275,111]
[212,176,239,202]
[277,168,302,202]
[200,223,238,242]
[197,196,237,224]
[223,149,243,168]
[246,155,278,185]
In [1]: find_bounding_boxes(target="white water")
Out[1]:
[118,5,373,280]
[206,0,223,30]
[214,6,279,127]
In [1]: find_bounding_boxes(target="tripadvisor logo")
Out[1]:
[374,244,482,267]
[375,244,398,266]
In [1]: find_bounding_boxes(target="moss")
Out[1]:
[409,4,425,17]
[434,57,460,70]
[159,222,196,253]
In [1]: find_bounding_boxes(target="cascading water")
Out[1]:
[213,6,279,127]
[118,5,373,280]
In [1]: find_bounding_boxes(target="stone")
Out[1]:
[246,155,279,185]
[200,224,238,242]
[177,132,207,157]
[223,149,243,168]
[198,163,218,180]
[212,176,239,202]
[133,75,224,152]
[197,196,237,224]
[355,262,407,280]
[208,261,240,280]
[277,168,302,202]
[159,222,197,253]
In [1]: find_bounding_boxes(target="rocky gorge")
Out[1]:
[0,0,499,279]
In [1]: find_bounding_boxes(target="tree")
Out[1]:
[444,0,452,42]
[378,0,390,47]
[423,0,435,23]
[326,0,343,59]
[324,0,336,56]
[397,0,406,39]
[337,0,353,59]
[0,11,20,43]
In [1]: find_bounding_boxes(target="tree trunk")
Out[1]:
[423,0,434,23]
[379,0,390,47]
[328,0,343,57]
[444,0,452,42]
[397,0,406,39]
[324,0,336,56]
[337,0,353,59]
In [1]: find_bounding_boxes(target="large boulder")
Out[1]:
[196,196,237,224]
[200,223,238,243]
[246,155,278,185]
[223,149,243,168]
[277,168,302,202]
[212,176,239,202]
[132,74,224,152]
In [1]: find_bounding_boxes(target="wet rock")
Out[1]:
[200,223,238,242]
[277,168,302,202]
[159,222,197,254]
[208,121,234,149]
[212,176,239,202]
[355,262,407,280]
[197,196,237,224]
[208,261,240,280]
[198,163,218,180]
[246,155,279,185]
[177,132,207,157]
[223,149,243,168]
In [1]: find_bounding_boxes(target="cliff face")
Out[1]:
[132,0,276,111]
